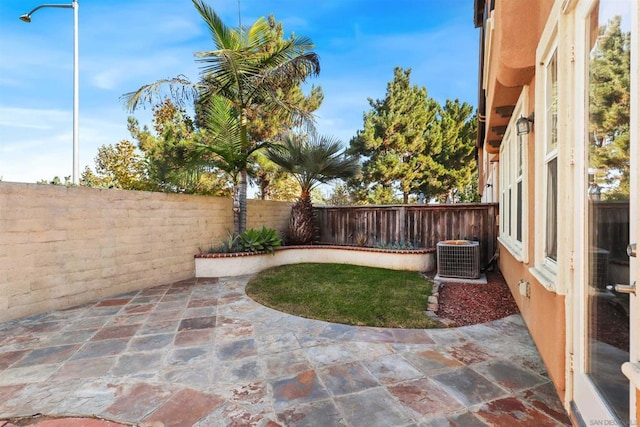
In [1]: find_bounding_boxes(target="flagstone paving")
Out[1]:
[0,276,571,426]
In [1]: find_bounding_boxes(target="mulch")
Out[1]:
[435,271,521,327]
[434,270,630,350]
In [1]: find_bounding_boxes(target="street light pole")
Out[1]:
[20,1,79,185]
[72,0,79,185]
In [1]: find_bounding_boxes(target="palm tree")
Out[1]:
[122,0,320,234]
[194,97,272,235]
[266,132,359,244]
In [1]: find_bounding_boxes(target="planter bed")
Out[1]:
[195,245,436,277]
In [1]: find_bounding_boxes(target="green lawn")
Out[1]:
[246,263,442,328]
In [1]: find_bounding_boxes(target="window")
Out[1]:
[498,90,528,260]
[530,26,559,291]
[544,50,558,262]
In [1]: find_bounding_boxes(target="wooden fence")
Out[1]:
[314,203,499,267]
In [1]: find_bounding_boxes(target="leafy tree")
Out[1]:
[251,152,300,201]
[309,187,327,205]
[348,67,440,204]
[123,0,320,235]
[324,182,356,206]
[589,15,630,200]
[324,182,393,206]
[457,171,482,203]
[38,176,72,186]
[80,140,148,190]
[267,132,359,244]
[129,99,232,195]
[345,176,402,205]
[83,99,231,195]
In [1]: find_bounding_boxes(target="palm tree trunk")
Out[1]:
[236,115,249,235]
[238,168,248,234]
[259,175,269,200]
[288,190,315,245]
[232,184,241,236]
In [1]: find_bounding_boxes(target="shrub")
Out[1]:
[237,226,282,253]
[207,227,282,254]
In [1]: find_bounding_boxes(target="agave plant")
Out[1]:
[208,226,282,254]
[267,132,359,244]
[236,226,282,253]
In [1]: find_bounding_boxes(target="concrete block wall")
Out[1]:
[0,182,291,322]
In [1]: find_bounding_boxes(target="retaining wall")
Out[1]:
[195,246,436,277]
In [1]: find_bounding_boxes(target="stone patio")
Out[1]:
[0,275,571,426]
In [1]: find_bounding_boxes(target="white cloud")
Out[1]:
[0,104,134,182]
[91,69,122,91]
[0,106,69,131]
[86,49,199,92]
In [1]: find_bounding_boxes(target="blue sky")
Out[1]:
[0,0,478,184]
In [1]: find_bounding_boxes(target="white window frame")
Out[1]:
[531,20,560,292]
[498,88,528,262]
[530,10,571,294]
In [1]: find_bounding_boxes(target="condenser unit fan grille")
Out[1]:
[437,240,480,279]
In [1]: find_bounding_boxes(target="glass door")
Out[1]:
[575,0,636,424]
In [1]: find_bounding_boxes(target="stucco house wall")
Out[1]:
[475,0,640,423]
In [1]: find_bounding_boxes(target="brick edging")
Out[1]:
[195,245,436,259]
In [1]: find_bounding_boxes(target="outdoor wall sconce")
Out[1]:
[516,113,535,136]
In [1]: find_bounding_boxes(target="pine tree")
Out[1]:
[348,67,439,204]
[421,100,477,202]
[348,68,476,204]
[588,15,631,200]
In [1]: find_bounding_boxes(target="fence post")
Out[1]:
[399,205,406,245]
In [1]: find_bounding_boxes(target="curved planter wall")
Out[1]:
[195,246,436,277]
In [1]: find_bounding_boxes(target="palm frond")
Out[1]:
[194,96,243,176]
[121,75,198,112]
[194,96,274,183]
[192,0,241,50]
[201,97,240,142]
[195,19,320,127]
[262,45,320,81]
[267,132,359,193]
[245,17,271,50]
